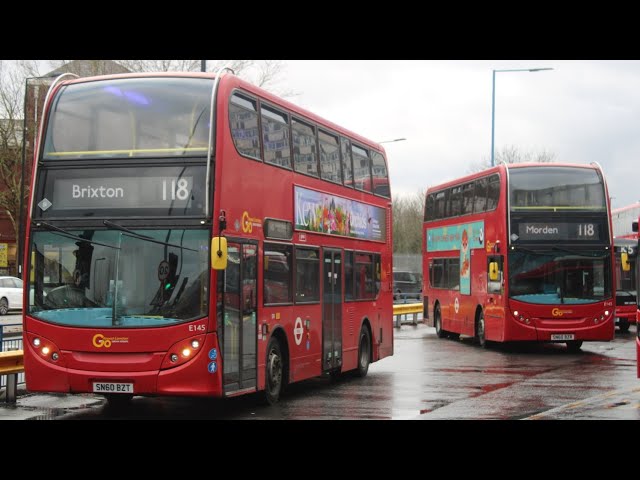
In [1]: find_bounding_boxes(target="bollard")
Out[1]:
[5,373,17,403]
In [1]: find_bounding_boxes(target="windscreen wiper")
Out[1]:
[34,221,120,249]
[551,246,599,258]
[103,220,198,252]
[513,245,539,254]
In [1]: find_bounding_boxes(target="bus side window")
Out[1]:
[488,256,503,293]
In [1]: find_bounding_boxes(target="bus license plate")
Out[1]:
[92,382,134,394]
[551,334,575,341]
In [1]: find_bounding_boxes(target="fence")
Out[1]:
[393,303,423,328]
[0,323,24,389]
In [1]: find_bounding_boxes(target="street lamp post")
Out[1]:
[379,138,406,144]
[491,67,553,167]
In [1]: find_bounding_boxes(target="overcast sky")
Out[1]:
[279,60,639,210]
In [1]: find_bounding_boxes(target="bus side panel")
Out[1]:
[282,303,323,383]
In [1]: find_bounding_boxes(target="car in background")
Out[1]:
[393,270,422,301]
[0,276,23,315]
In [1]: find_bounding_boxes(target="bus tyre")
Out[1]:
[476,310,487,348]
[618,319,630,333]
[434,304,446,339]
[355,327,371,378]
[264,337,283,405]
[566,340,583,352]
[0,298,8,315]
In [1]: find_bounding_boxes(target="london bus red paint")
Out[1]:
[613,238,636,332]
[22,71,393,405]
[632,219,640,378]
[422,162,615,351]
[612,204,639,333]
[612,202,640,240]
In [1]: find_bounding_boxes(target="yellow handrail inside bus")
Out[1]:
[46,147,208,156]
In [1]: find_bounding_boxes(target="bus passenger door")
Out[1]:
[323,249,342,372]
[222,240,258,394]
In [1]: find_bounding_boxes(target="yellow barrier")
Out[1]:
[392,303,423,328]
[0,350,24,403]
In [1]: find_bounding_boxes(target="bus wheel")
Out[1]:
[0,298,8,315]
[264,337,283,405]
[434,304,446,339]
[355,326,371,378]
[618,319,630,333]
[476,310,487,348]
[566,340,583,352]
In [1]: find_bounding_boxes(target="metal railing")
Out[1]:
[392,303,423,328]
[0,323,24,389]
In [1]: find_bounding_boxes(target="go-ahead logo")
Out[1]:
[551,308,573,317]
[242,211,262,233]
[92,334,129,348]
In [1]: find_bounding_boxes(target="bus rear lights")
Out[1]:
[171,354,179,363]
[51,352,59,361]
[191,340,200,349]
[33,338,41,347]
[513,311,519,317]
[182,348,192,358]
[41,347,50,355]
[604,310,610,316]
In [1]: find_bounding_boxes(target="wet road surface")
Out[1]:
[4,322,639,419]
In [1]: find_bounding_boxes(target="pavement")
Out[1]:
[0,385,105,419]
[524,385,640,420]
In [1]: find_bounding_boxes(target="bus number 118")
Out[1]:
[162,179,190,201]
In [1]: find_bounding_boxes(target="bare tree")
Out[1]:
[468,144,557,173]
[393,190,425,254]
[0,61,31,244]
[47,60,129,77]
[115,59,296,97]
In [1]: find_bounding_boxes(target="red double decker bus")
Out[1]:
[422,162,615,351]
[612,202,640,240]
[613,238,636,332]
[23,70,393,405]
[632,219,640,378]
[611,203,639,333]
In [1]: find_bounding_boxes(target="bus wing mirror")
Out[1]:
[621,251,631,271]
[489,261,499,281]
[633,221,638,233]
[211,237,228,270]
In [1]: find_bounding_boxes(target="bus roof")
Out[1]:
[52,71,385,154]
[611,202,640,214]
[425,162,602,193]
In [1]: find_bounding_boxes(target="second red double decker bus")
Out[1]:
[422,162,615,351]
